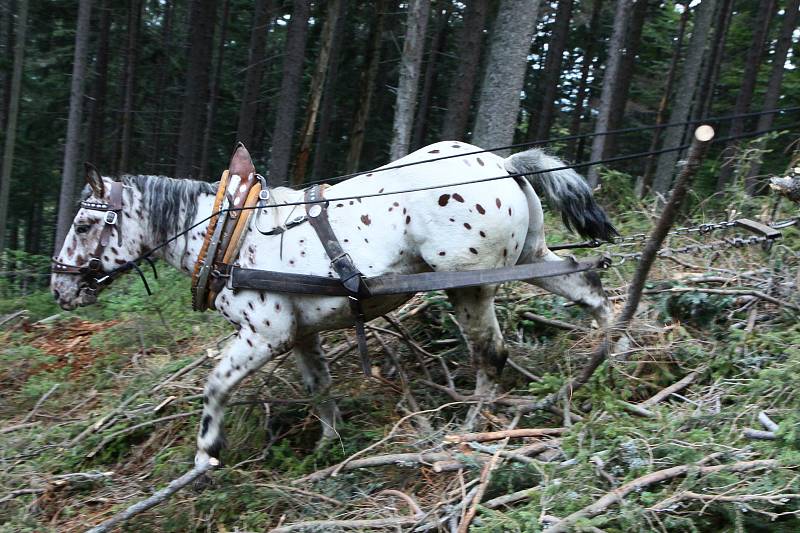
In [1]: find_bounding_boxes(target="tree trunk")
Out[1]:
[603,0,648,156]
[268,0,311,183]
[345,0,386,173]
[0,0,13,152]
[651,0,716,195]
[533,0,574,141]
[472,0,541,153]
[693,0,734,122]
[175,0,217,178]
[715,0,777,191]
[310,1,348,180]
[411,1,451,150]
[744,0,800,188]
[566,0,604,160]
[291,0,344,185]
[586,0,633,187]
[636,1,690,197]
[389,0,431,160]
[149,0,174,174]
[86,0,111,168]
[199,0,230,179]
[0,0,27,256]
[53,0,92,253]
[440,0,489,141]
[118,0,142,174]
[236,0,274,149]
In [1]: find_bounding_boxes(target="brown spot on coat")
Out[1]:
[361,214,372,225]
[438,194,450,206]
[438,251,446,256]
[477,157,484,166]
[480,231,486,237]
[469,247,478,254]
[453,193,464,202]
[464,223,471,230]
[405,215,411,224]
[496,198,502,208]
[476,204,485,214]
[429,149,440,153]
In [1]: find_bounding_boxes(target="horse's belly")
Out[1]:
[294,293,413,335]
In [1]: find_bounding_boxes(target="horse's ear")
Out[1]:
[84,162,105,197]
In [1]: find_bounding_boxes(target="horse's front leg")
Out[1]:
[195,329,292,466]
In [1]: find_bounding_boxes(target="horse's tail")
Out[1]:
[504,148,617,242]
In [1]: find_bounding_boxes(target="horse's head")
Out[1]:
[51,164,141,310]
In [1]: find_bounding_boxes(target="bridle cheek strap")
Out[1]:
[51,181,125,288]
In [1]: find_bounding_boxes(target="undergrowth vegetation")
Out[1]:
[1,177,799,532]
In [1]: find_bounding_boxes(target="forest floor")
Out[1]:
[1,190,800,532]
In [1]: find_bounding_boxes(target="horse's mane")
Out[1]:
[123,175,216,244]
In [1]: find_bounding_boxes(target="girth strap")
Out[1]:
[304,185,373,376]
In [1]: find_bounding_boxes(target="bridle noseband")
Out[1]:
[51,181,126,295]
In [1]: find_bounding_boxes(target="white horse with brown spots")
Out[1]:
[51,142,616,467]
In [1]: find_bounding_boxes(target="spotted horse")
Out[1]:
[51,141,617,468]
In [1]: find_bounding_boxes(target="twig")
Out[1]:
[86,411,200,458]
[743,428,776,440]
[85,458,218,533]
[520,311,590,332]
[546,458,779,532]
[21,383,60,423]
[0,422,37,434]
[267,515,420,532]
[378,489,423,517]
[506,357,542,382]
[443,428,564,444]
[0,488,45,505]
[296,401,475,483]
[151,352,209,392]
[483,487,539,509]
[758,411,780,432]
[0,309,28,328]
[642,287,799,312]
[641,371,701,407]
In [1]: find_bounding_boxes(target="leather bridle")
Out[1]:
[51,181,126,296]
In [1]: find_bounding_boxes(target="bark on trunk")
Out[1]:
[0,0,14,155]
[291,0,344,185]
[268,0,311,183]
[345,0,387,173]
[651,0,716,195]
[310,1,348,180]
[693,0,733,121]
[236,0,274,149]
[411,1,451,150]
[389,0,431,160]
[533,0,574,141]
[603,0,648,156]
[440,0,489,141]
[716,0,777,191]
[86,0,110,168]
[0,0,27,256]
[175,0,217,178]
[53,0,92,253]
[118,0,142,174]
[745,0,800,187]
[472,0,541,153]
[566,0,604,160]
[586,0,633,187]
[199,0,230,179]
[149,0,174,174]
[636,0,690,197]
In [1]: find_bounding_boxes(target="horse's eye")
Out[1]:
[75,225,91,235]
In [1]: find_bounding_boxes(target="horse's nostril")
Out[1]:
[53,290,61,301]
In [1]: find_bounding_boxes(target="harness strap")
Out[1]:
[304,185,373,376]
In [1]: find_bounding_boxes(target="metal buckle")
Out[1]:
[105,211,118,225]
[88,257,102,271]
[259,189,270,202]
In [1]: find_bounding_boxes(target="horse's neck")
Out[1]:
[132,180,216,276]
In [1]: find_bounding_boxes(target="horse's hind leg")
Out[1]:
[523,250,612,327]
[445,285,507,396]
[293,333,340,444]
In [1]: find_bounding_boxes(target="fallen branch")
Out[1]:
[484,487,539,509]
[642,287,799,312]
[151,352,209,392]
[520,311,590,332]
[86,459,218,533]
[641,371,701,407]
[759,411,780,432]
[21,383,60,423]
[744,428,776,440]
[268,515,421,532]
[547,458,780,532]
[443,428,564,444]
